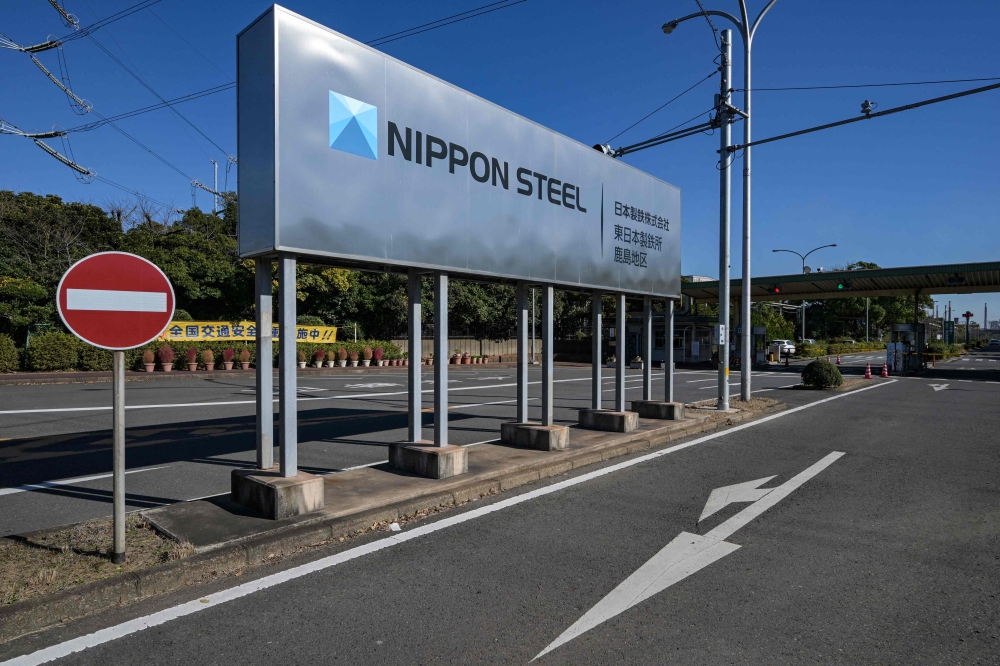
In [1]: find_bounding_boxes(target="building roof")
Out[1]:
[681,261,1000,302]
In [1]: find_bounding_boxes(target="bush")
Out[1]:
[202,349,214,364]
[143,350,155,364]
[223,348,235,363]
[297,315,325,326]
[802,359,843,388]
[79,344,113,371]
[186,348,198,363]
[173,309,193,321]
[362,346,372,361]
[373,347,383,361]
[157,345,175,364]
[239,348,250,363]
[26,332,79,371]
[0,334,19,372]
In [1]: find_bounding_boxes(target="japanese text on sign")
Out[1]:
[159,321,338,342]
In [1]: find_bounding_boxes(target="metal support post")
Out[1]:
[254,257,273,469]
[866,298,870,342]
[516,282,529,422]
[615,293,626,412]
[407,270,422,442]
[718,29,733,411]
[541,284,554,426]
[666,300,674,402]
[434,273,448,446]
[642,296,652,401]
[802,303,806,342]
[278,253,297,477]
[531,287,537,364]
[111,350,125,564]
[591,292,602,409]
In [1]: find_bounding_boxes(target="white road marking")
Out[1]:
[929,384,950,391]
[533,452,846,660]
[0,467,168,498]
[0,382,895,666]
[66,289,166,312]
[697,476,776,522]
[343,383,400,389]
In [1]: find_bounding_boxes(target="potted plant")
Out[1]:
[422,355,430,366]
[461,351,472,365]
[326,350,337,368]
[186,348,198,371]
[202,348,215,371]
[362,346,372,367]
[297,350,307,369]
[157,345,175,372]
[606,355,616,368]
[337,347,347,367]
[239,348,251,370]
[402,352,408,367]
[313,349,325,368]
[374,347,384,366]
[348,350,359,367]
[630,355,644,370]
[143,349,155,372]
[222,348,235,370]
[481,355,489,364]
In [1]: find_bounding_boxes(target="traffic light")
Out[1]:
[836,281,853,291]
[766,285,782,295]
[947,274,967,287]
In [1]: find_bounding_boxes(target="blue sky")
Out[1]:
[3,0,999,325]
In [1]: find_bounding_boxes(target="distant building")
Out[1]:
[989,320,1000,330]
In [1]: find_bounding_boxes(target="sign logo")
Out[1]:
[329,91,377,160]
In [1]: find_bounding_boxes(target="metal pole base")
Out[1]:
[111,551,125,564]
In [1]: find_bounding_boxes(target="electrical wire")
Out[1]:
[607,70,718,143]
[47,0,80,30]
[693,0,722,53]
[56,0,162,45]
[63,83,234,132]
[366,0,529,47]
[147,7,233,83]
[740,76,1000,92]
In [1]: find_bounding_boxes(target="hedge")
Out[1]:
[0,334,18,373]
[10,336,406,372]
[802,359,843,388]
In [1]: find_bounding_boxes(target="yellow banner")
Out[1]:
[160,321,338,343]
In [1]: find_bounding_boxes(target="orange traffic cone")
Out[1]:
[880,362,889,378]
[836,355,842,365]
[865,362,872,379]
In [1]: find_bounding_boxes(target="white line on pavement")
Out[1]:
[0,467,169,498]
[0,380,898,666]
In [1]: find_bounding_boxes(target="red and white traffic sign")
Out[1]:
[57,252,175,350]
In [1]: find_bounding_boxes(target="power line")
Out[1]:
[740,76,1000,92]
[607,70,718,143]
[731,80,1000,151]
[147,7,233,83]
[56,0,162,45]
[366,0,529,47]
[64,83,234,132]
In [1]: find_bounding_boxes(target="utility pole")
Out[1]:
[210,159,219,214]
[718,29,732,411]
[866,298,869,342]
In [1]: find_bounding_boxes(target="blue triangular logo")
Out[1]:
[329,91,377,160]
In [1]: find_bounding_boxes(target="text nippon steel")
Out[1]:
[238,5,681,297]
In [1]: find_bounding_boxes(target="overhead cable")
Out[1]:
[366,0,529,47]
[47,0,80,30]
[55,0,162,45]
[606,70,718,143]
[64,83,235,132]
[739,76,1000,92]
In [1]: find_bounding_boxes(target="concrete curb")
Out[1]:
[0,403,785,643]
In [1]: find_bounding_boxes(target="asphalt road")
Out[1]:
[3,356,998,665]
[1,363,812,537]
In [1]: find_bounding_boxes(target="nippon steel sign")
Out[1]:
[237,5,681,297]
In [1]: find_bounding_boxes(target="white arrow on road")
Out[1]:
[929,384,949,391]
[533,451,846,662]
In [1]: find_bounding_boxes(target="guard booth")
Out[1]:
[887,323,925,375]
[734,326,768,367]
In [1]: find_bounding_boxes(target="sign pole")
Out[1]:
[112,350,126,564]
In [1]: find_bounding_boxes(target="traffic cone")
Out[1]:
[784,354,789,367]
[880,362,889,378]
[836,355,842,365]
[865,362,872,379]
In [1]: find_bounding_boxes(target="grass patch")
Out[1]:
[688,396,781,421]
[790,376,875,392]
[0,514,192,607]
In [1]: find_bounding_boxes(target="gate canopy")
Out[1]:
[682,261,1000,302]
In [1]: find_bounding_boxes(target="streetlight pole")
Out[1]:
[772,244,837,344]
[663,1,779,402]
[718,30,732,411]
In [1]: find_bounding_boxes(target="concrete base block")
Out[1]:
[500,422,569,451]
[631,400,686,420]
[389,441,468,479]
[231,468,324,520]
[578,408,639,433]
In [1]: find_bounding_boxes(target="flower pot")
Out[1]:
[426,359,433,365]
[314,361,322,368]
[205,362,216,371]
[450,356,459,364]
[630,362,643,370]
[187,363,198,371]
[326,360,336,368]
[241,362,251,370]
[362,360,370,367]
[606,361,616,368]
[461,357,471,365]
[338,360,346,367]
[297,362,306,369]
[403,359,408,366]
[482,357,488,364]
[144,363,155,372]
[350,360,358,367]
[161,364,173,372]
[224,362,234,370]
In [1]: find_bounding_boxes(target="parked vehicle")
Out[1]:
[989,338,1000,347]
[801,338,816,344]
[840,339,856,345]
[770,339,796,356]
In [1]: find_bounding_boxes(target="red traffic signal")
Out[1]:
[766,285,782,295]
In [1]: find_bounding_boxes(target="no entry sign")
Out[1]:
[57,252,175,350]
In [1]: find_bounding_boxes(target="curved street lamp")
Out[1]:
[663,1,778,400]
[772,243,838,274]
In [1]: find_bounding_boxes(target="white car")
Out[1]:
[990,339,1000,347]
[771,339,796,356]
